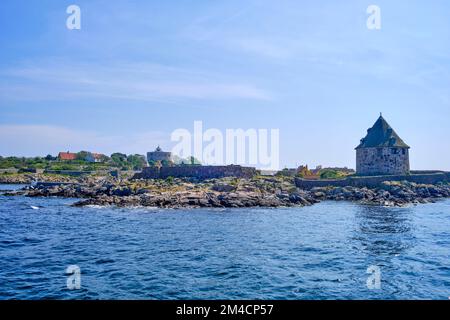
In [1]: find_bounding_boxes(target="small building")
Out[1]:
[356,115,410,175]
[147,146,172,165]
[58,151,77,161]
[85,152,107,163]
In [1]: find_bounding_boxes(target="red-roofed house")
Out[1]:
[58,152,77,161]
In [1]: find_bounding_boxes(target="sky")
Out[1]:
[0,0,449,170]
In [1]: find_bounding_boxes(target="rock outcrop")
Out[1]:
[2,176,449,208]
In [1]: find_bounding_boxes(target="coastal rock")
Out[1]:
[211,183,236,192]
[3,174,449,209]
[111,187,132,197]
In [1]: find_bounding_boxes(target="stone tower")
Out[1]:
[147,146,172,164]
[356,115,410,175]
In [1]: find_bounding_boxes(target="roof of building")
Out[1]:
[356,115,410,149]
[58,152,77,160]
[149,146,171,154]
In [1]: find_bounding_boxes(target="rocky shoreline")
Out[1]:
[2,175,449,208]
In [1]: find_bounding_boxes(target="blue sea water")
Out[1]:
[0,183,449,300]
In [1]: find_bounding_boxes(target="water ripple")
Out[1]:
[1,184,450,299]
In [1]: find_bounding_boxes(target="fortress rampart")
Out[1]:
[295,172,450,190]
[132,165,257,180]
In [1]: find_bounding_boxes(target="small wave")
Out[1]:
[95,258,115,264]
[122,205,159,210]
[84,205,113,209]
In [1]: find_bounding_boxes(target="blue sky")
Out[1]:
[0,0,449,170]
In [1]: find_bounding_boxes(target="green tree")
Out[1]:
[185,156,201,165]
[127,154,147,170]
[111,153,128,167]
[76,151,90,161]
[166,176,174,184]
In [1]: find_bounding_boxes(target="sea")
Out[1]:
[1,184,449,300]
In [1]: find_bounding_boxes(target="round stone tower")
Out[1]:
[147,146,172,164]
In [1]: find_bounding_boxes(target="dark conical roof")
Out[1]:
[356,115,409,149]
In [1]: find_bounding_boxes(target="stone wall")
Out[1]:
[44,170,94,176]
[276,168,297,177]
[295,172,449,190]
[18,168,44,174]
[356,147,410,175]
[410,170,446,175]
[135,166,160,179]
[133,165,257,180]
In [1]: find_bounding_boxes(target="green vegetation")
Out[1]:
[76,151,91,161]
[0,156,49,169]
[172,155,202,165]
[319,169,347,180]
[127,154,147,170]
[165,176,174,184]
[229,178,241,186]
[0,152,148,172]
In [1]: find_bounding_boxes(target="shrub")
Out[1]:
[320,169,345,179]
[166,176,174,184]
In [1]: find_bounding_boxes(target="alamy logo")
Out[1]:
[366,5,381,30]
[66,265,81,290]
[366,265,381,289]
[66,5,81,30]
[171,121,280,170]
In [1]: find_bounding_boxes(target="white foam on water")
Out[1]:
[85,205,112,209]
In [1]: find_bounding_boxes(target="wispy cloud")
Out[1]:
[0,61,271,103]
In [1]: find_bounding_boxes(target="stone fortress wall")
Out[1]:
[133,165,258,180]
[295,171,450,190]
[356,147,410,175]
